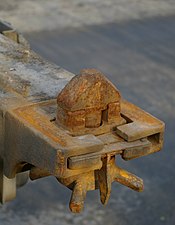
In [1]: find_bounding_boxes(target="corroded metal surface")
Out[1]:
[57,69,125,134]
[0,21,164,213]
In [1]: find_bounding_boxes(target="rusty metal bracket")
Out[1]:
[0,21,164,213]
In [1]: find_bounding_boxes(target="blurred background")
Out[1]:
[1,1,175,224]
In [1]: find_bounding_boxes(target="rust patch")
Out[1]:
[13,105,68,146]
[57,69,125,133]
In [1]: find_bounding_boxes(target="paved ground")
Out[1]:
[0,0,175,32]
[0,1,175,225]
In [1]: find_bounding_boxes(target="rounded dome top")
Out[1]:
[57,69,121,111]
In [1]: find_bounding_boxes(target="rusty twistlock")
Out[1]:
[0,21,164,213]
[53,69,164,212]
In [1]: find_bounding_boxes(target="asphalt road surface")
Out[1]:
[0,15,175,225]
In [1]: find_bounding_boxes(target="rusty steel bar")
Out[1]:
[0,21,164,213]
